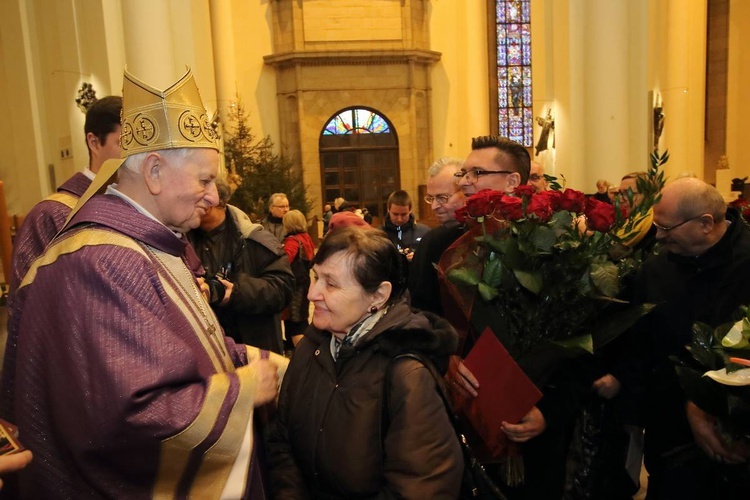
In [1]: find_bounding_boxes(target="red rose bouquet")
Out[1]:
[445,181,653,358]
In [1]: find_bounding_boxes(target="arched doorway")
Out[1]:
[319,107,399,226]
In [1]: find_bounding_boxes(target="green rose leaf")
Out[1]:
[554,334,593,353]
[589,261,620,297]
[447,267,480,286]
[483,256,504,288]
[530,225,556,253]
[478,281,499,301]
[691,321,720,370]
[514,269,542,294]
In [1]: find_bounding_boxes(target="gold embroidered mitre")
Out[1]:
[120,68,219,157]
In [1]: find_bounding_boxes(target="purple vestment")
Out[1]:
[9,172,91,293]
[1,193,262,498]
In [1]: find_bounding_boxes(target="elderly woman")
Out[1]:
[269,226,463,499]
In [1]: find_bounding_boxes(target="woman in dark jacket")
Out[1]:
[268,226,463,499]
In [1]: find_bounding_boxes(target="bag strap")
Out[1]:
[381,352,507,500]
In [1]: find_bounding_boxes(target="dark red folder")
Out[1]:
[458,327,542,457]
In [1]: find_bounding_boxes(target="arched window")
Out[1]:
[319,107,399,224]
[491,0,533,147]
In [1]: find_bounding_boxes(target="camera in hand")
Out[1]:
[205,272,227,305]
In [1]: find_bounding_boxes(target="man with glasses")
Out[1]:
[454,135,530,196]
[602,178,750,498]
[262,192,290,241]
[408,157,466,314]
[529,161,548,192]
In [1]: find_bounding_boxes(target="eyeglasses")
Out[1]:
[652,214,705,232]
[454,169,515,183]
[272,205,290,209]
[529,174,544,182]
[424,189,461,205]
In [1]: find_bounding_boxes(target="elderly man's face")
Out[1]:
[270,197,290,219]
[653,191,707,256]
[158,148,219,232]
[457,147,519,195]
[427,167,465,223]
[529,162,548,192]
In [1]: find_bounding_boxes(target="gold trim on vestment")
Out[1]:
[19,228,148,290]
[46,191,79,209]
[190,365,259,497]
[152,374,231,499]
[150,250,233,373]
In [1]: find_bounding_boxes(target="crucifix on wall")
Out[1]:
[535,108,555,156]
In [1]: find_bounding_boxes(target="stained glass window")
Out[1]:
[495,0,533,147]
[323,108,391,135]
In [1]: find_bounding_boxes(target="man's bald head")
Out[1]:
[653,178,728,256]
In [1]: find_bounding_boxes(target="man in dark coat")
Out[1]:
[601,177,750,498]
[188,179,294,353]
[409,157,465,315]
[380,190,430,262]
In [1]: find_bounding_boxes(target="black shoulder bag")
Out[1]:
[382,352,507,499]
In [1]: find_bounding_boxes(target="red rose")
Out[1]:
[559,189,586,214]
[514,185,537,199]
[527,194,553,221]
[538,189,562,211]
[498,195,524,221]
[454,206,470,225]
[585,198,616,232]
[465,189,497,218]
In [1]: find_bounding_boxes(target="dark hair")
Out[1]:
[387,190,412,209]
[471,135,531,184]
[314,226,406,301]
[84,96,123,160]
[215,177,231,208]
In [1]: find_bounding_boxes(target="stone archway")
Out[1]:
[319,107,399,224]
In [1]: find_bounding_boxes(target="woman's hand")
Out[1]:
[0,450,32,490]
[501,406,547,443]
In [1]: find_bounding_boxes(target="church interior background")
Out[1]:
[0,0,748,234]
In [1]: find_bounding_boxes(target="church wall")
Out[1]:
[428,0,490,165]
[726,0,750,184]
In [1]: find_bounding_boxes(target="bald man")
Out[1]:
[528,161,548,192]
[602,178,750,499]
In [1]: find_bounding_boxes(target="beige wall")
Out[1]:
[726,0,750,183]
[1,0,747,218]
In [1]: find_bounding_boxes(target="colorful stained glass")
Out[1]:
[323,108,391,135]
[495,1,532,147]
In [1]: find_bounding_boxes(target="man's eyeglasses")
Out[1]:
[272,205,290,209]
[454,169,515,183]
[424,189,461,205]
[652,214,705,232]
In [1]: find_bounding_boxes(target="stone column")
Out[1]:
[121,0,177,88]
[209,0,238,125]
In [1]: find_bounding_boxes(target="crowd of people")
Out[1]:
[0,66,748,500]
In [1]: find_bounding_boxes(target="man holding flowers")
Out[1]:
[443,136,628,498]
[608,177,750,498]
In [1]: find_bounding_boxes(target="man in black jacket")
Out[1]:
[380,190,430,262]
[188,179,294,353]
[408,157,465,315]
[601,177,750,498]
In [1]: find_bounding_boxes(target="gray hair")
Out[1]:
[120,148,195,176]
[268,193,288,208]
[427,157,464,179]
